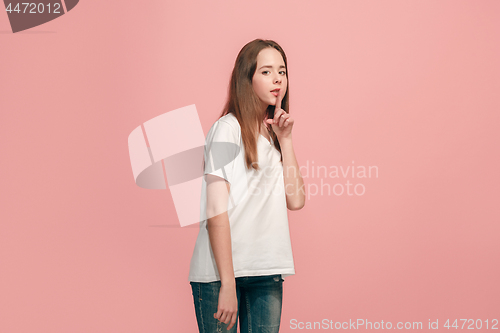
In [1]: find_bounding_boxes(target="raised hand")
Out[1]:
[265,88,293,141]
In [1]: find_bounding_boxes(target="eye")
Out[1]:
[262,71,270,74]
[280,71,286,75]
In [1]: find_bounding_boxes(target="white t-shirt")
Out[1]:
[188,112,295,282]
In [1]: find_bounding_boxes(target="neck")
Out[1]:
[258,104,268,122]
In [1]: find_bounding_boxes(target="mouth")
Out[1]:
[271,88,280,97]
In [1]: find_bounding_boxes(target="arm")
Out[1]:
[205,175,236,287]
[280,136,306,210]
[266,88,305,211]
[205,174,238,329]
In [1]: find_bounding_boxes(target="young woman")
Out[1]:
[189,39,305,333]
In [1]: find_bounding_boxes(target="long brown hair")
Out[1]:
[218,39,289,171]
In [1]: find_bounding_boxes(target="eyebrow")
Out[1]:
[258,65,286,70]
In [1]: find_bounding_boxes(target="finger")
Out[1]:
[274,108,284,124]
[219,311,228,324]
[227,313,237,330]
[284,118,291,127]
[279,113,289,127]
[275,88,283,110]
[214,308,222,321]
[278,113,288,127]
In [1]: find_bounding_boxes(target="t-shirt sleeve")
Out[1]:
[203,119,240,185]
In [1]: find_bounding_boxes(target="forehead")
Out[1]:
[256,47,285,66]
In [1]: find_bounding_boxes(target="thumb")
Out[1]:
[214,309,221,319]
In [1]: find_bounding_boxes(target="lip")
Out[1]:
[271,88,280,97]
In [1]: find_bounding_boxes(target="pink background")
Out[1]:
[1,0,499,332]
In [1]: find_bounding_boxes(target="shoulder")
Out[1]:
[207,113,241,144]
[209,113,240,137]
[217,113,240,132]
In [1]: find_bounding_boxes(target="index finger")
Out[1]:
[275,88,283,110]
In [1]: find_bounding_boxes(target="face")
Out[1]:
[252,47,287,111]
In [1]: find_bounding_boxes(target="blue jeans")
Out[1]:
[190,274,284,333]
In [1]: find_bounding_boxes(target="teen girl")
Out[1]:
[189,39,305,333]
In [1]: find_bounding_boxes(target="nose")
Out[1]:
[274,75,282,84]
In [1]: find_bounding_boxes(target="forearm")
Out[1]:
[280,135,305,210]
[207,212,236,287]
